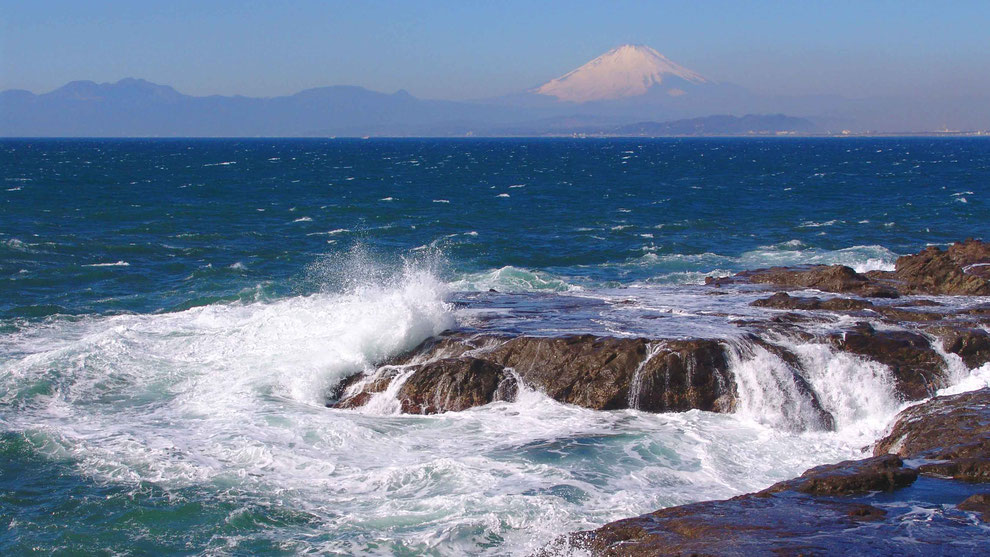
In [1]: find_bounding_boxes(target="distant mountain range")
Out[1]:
[2,45,987,137]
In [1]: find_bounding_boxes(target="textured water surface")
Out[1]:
[2,138,989,554]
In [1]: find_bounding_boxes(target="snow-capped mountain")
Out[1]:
[533,44,710,103]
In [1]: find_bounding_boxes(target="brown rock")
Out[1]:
[845,503,888,521]
[918,459,990,483]
[487,335,738,413]
[872,306,945,323]
[330,367,405,409]
[555,389,990,557]
[384,334,486,366]
[894,243,990,296]
[762,455,917,495]
[396,357,517,414]
[332,334,741,415]
[557,457,917,557]
[927,326,990,369]
[741,265,900,298]
[948,238,990,269]
[874,388,990,460]
[722,240,990,297]
[751,292,874,311]
[830,322,947,400]
[625,340,737,413]
[958,493,990,522]
[486,335,648,410]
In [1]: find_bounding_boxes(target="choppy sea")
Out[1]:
[2,138,989,554]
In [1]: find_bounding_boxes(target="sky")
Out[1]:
[2,0,990,101]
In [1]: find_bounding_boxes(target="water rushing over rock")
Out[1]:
[554,388,990,556]
[332,242,990,434]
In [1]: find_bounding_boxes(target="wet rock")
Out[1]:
[874,388,990,461]
[489,335,736,413]
[750,292,875,311]
[917,459,990,483]
[762,455,917,495]
[333,334,738,415]
[485,335,650,411]
[544,390,990,556]
[926,326,990,369]
[829,322,947,400]
[958,493,990,522]
[633,340,738,413]
[396,357,517,414]
[385,333,486,365]
[720,240,990,297]
[750,292,948,322]
[553,458,926,557]
[872,305,946,323]
[331,367,404,410]
[745,338,836,430]
[734,264,900,298]
[893,242,990,296]
[960,306,990,327]
[948,238,990,269]
[845,503,888,521]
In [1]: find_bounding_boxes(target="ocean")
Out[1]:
[1,137,989,554]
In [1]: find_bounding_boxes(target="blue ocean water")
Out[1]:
[1,138,989,554]
[3,138,987,317]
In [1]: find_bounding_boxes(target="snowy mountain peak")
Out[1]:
[534,44,709,103]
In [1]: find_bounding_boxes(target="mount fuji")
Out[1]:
[533,44,711,103]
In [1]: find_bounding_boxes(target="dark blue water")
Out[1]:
[2,138,989,555]
[3,138,987,318]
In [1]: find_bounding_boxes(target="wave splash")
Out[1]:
[0,254,454,482]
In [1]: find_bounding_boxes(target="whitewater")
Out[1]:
[2,137,989,554]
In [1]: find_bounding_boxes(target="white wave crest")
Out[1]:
[449,266,579,293]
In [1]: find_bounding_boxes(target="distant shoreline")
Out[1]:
[2,133,990,140]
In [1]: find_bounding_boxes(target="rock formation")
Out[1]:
[552,389,990,555]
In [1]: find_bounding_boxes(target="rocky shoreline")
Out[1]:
[326,240,990,554]
[329,240,990,420]
[554,388,990,555]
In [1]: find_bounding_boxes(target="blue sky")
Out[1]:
[3,0,989,100]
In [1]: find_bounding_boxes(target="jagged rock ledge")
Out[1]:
[708,238,990,297]
[549,388,990,556]
[327,240,990,420]
[331,334,738,415]
[328,322,990,423]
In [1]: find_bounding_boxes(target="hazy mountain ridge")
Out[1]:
[0,79,534,137]
[2,45,988,136]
